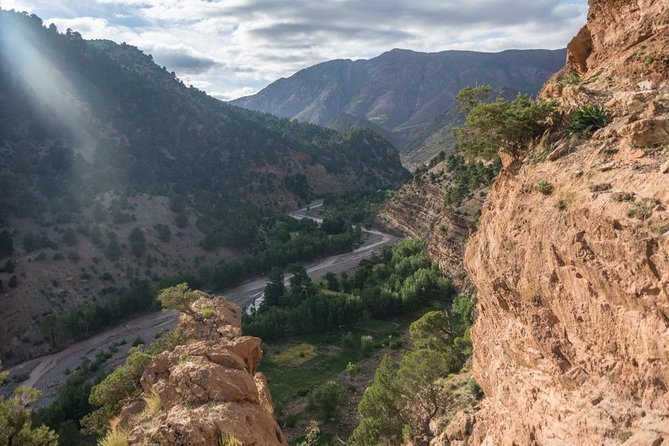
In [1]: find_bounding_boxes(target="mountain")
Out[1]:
[0,10,409,363]
[232,48,567,164]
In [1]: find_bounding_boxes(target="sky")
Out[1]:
[0,0,588,100]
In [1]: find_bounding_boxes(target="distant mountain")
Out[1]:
[232,48,567,165]
[0,10,409,362]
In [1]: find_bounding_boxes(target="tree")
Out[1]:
[129,227,146,257]
[314,380,340,421]
[453,86,557,159]
[409,310,452,350]
[0,230,13,257]
[104,239,122,261]
[351,356,404,446]
[157,283,199,318]
[263,267,285,306]
[0,362,59,446]
[324,272,339,291]
[62,228,78,246]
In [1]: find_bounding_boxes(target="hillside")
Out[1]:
[0,10,409,364]
[232,48,566,164]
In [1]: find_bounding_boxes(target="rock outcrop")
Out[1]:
[465,0,669,444]
[115,294,287,445]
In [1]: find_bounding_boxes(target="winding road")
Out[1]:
[9,200,400,404]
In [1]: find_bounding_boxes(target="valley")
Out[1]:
[6,200,401,408]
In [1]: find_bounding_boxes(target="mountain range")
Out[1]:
[232,48,567,165]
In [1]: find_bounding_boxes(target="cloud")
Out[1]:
[0,0,588,99]
[151,48,219,74]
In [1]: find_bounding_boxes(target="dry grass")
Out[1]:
[217,433,242,446]
[98,429,128,446]
[142,389,162,415]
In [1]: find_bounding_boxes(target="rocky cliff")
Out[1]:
[465,0,669,444]
[379,160,487,291]
[114,293,287,445]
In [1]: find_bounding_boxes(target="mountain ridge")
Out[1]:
[232,47,567,164]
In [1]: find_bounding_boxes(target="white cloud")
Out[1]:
[2,0,589,99]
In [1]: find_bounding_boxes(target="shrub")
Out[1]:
[534,180,554,195]
[590,183,612,192]
[314,381,340,421]
[567,105,610,134]
[98,429,128,446]
[217,433,241,446]
[562,72,581,85]
[142,389,162,415]
[200,307,214,319]
[360,335,374,357]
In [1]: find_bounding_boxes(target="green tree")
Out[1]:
[0,362,58,446]
[104,239,122,261]
[157,283,199,318]
[453,86,557,159]
[351,356,404,446]
[263,267,285,306]
[129,227,146,257]
[409,310,452,350]
[314,380,340,421]
[396,349,458,439]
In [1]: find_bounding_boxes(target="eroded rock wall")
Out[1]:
[116,294,287,446]
[465,0,669,444]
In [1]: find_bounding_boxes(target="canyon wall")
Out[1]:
[465,0,669,444]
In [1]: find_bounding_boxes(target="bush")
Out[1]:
[98,429,128,446]
[454,86,557,159]
[314,381,340,421]
[562,72,581,85]
[567,105,610,134]
[534,180,554,195]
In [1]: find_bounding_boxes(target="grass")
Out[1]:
[534,180,554,195]
[98,429,128,446]
[142,389,162,415]
[218,433,242,446]
[567,104,610,135]
[260,320,398,406]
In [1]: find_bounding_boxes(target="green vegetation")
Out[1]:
[567,104,610,134]
[442,154,500,208]
[322,190,395,229]
[0,12,407,251]
[562,72,581,85]
[453,85,557,159]
[350,294,474,445]
[128,228,146,258]
[198,216,362,291]
[96,429,127,446]
[0,362,58,446]
[157,283,199,318]
[244,239,454,340]
[534,180,555,195]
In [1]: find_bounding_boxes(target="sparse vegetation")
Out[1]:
[562,72,581,85]
[590,183,612,193]
[142,389,162,415]
[97,429,128,446]
[534,180,554,195]
[567,104,610,134]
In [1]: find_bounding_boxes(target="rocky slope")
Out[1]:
[114,293,287,445]
[465,0,669,444]
[232,49,566,163]
[378,160,488,291]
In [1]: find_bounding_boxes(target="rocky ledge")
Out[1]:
[115,293,287,445]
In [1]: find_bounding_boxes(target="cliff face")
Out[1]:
[465,0,669,444]
[115,294,287,446]
[379,161,485,290]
